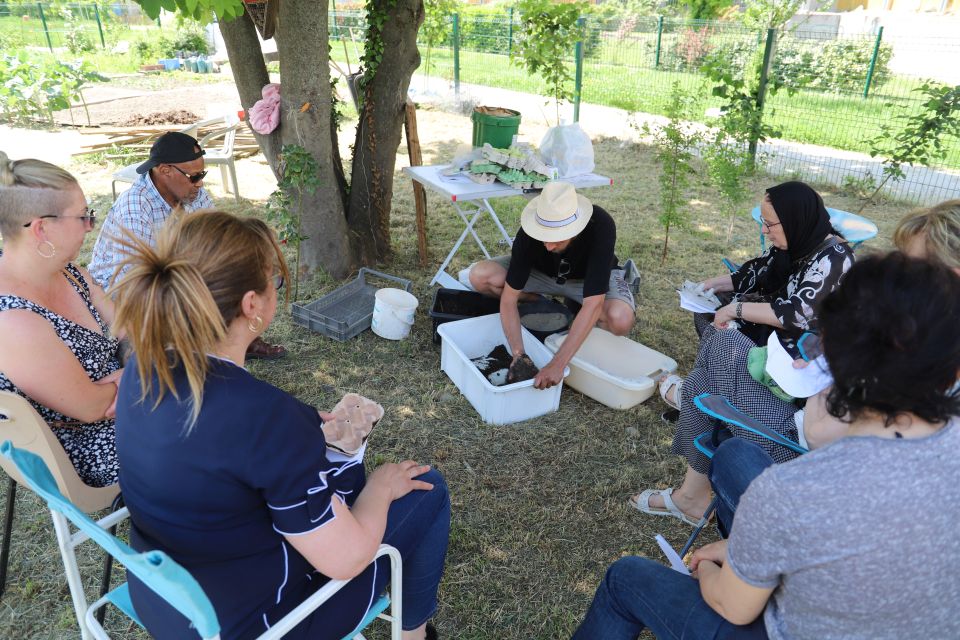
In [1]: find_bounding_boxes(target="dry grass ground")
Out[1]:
[0,103,905,639]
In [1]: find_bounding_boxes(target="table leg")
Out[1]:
[430,205,488,286]
[481,198,514,248]
[453,201,491,259]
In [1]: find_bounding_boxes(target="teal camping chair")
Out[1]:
[0,390,121,607]
[750,205,878,250]
[676,393,809,557]
[0,441,402,640]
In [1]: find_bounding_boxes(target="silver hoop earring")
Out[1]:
[36,240,56,259]
[248,315,264,333]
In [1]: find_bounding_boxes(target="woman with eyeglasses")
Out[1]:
[631,181,854,527]
[111,210,449,640]
[0,153,121,487]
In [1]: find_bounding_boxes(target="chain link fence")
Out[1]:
[0,2,157,51]
[330,10,959,205]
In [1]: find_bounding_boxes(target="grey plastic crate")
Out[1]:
[292,268,413,341]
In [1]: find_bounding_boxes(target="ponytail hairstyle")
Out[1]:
[112,210,289,431]
[0,151,78,189]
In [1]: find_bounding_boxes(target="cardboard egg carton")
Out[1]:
[480,143,557,179]
[322,393,384,456]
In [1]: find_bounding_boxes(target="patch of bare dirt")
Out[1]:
[120,110,200,126]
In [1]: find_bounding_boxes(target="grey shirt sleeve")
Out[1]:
[726,467,803,589]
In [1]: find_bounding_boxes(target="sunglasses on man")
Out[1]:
[555,258,572,285]
[23,208,97,228]
[169,164,208,184]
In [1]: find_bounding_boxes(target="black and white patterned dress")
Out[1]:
[675,240,855,474]
[0,264,120,487]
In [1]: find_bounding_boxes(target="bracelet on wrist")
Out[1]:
[736,302,744,320]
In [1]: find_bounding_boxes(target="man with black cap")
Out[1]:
[90,131,212,288]
[90,131,287,360]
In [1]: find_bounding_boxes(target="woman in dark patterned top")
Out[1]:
[0,155,121,487]
[631,181,854,526]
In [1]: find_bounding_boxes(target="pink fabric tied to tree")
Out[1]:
[249,83,281,134]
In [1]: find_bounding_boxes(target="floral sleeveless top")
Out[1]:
[0,264,120,487]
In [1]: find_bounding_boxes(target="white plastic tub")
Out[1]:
[545,328,678,410]
[436,314,569,425]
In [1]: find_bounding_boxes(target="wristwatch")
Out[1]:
[735,302,743,320]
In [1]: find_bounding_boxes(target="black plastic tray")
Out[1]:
[429,288,501,344]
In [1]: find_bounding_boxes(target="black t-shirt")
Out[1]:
[506,205,618,298]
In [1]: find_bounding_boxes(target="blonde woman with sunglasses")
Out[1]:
[0,154,121,487]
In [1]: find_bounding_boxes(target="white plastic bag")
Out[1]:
[539,123,595,179]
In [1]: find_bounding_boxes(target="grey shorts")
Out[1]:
[488,255,636,310]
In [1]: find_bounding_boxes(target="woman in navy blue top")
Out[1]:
[112,211,449,640]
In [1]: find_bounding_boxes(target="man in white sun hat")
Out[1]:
[469,181,636,389]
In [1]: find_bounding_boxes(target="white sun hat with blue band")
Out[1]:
[520,181,593,242]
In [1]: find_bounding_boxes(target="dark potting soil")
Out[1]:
[470,344,538,386]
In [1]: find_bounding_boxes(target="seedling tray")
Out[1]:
[292,268,412,341]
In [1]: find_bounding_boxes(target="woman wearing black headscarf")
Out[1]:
[631,182,855,526]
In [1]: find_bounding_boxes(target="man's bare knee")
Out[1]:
[469,260,507,295]
[602,302,635,336]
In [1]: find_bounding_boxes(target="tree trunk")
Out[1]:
[218,12,283,179]
[346,0,424,265]
[274,0,355,278]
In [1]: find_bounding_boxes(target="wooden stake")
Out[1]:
[404,98,429,267]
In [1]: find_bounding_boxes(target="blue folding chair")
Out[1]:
[677,393,809,556]
[0,441,402,640]
[750,205,878,250]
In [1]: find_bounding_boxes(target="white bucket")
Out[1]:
[371,288,419,340]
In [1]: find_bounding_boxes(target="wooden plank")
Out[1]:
[404,98,429,267]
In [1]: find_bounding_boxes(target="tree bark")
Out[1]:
[218,11,282,179]
[275,0,355,278]
[346,0,424,265]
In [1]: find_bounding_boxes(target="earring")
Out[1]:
[248,315,264,333]
[36,240,56,259]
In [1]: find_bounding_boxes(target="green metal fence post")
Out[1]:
[574,17,585,123]
[654,16,663,68]
[453,13,460,101]
[863,26,884,99]
[750,28,777,162]
[94,4,106,49]
[508,6,514,56]
[329,0,336,38]
[37,3,53,51]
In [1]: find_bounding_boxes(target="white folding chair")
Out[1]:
[110,116,241,201]
[198,120,241,201]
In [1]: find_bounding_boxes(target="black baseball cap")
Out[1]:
[136,131,206,174]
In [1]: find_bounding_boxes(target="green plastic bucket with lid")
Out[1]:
[471,107,521,149]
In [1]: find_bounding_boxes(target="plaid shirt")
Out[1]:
[88,172,213,290]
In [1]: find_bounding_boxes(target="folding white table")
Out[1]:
[403,164,613,286]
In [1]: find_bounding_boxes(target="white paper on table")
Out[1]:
[655,534,691,576]
[765,332,833,398]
